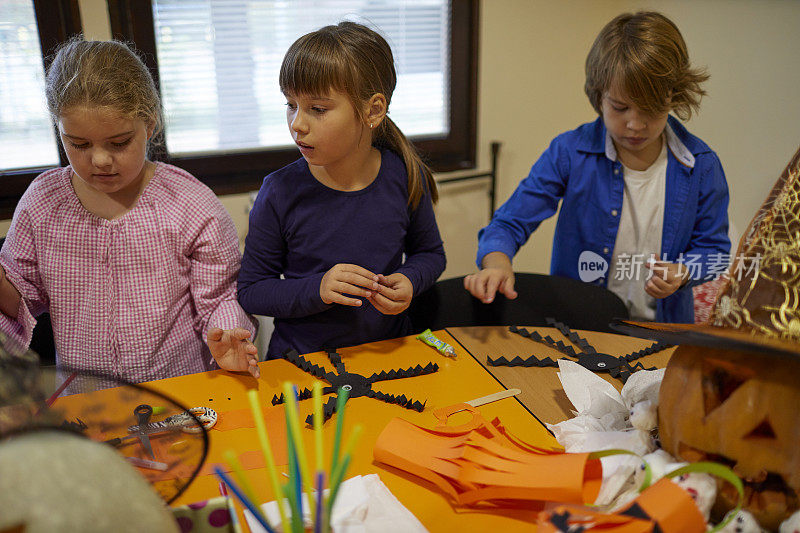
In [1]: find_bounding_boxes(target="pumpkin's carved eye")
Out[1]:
[744,418,777,440]
[701,358,754,416]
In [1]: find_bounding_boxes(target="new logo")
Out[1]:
[578,250,608,283]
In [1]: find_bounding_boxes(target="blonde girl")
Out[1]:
[0,38,260,383]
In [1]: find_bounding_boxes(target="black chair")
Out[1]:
[408,273,629,334]
[0,237,56,365]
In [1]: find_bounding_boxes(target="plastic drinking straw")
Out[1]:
[246,389,290,528]
[285,398,303,533]
[314,471,325,533]
[329,387,350,477]
[313,381,324,473]
[213,466,276,533]
[222,450,261,510]
[219,481,244,533]
[282,382,316,501]
[327,454,352,513]
[330,424,363,487]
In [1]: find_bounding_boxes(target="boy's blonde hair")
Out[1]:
[279,21,437,208]
[584,11,709,121]
[45,38,162,139]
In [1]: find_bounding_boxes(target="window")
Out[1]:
[0,0,82,219]
[0,1,59,171]
[109,0,477,194]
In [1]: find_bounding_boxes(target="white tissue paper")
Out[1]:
[244,473,428,533]
[545,360,669,508]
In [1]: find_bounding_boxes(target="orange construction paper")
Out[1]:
[536,478,707,533]
[374,404,601,508]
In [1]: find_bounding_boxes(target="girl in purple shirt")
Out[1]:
[238,22,446,357]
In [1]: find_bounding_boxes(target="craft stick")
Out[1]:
[213,466,276,533]
[45,371,77,407]
[246,389,290,528]
[314,471,325,533]
[329,387,350,478]
[219,481,244,533]
[313,381,324,473]
[466,388,522,407]
[223,450,261,515]
[282,382,315,503]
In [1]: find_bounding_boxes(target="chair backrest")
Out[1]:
[0,237,56,365]
[408,273,630,334]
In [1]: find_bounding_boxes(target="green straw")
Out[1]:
[246,389,290,529]
[329,424,363,489]
[282,382,317,510]
[329,387,350,478]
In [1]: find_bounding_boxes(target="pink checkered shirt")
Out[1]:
[0,163,256,383]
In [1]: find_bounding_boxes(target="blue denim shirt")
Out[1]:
[477,116,730,323]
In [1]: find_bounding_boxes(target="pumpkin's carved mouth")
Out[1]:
[677,441,798,511]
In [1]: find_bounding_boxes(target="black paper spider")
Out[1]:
[487,318,671,382]
[271,348,439,425]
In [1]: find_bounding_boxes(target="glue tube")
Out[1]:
[416,329,456,358]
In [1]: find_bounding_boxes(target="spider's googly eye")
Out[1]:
[597,362,606,368]
[342,384,353,392]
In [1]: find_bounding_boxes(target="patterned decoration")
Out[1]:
[487,319,670,382]
[712,147,800,341]
[271,348,439,425]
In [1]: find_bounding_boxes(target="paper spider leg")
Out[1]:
[366,362,439,383]
[622,341,672,363]
[271,386,315,406]
[487,353,560,367]
[366,390,427,413]
[283,349,332,381]
[509,326,580,359]
[545,318,598,354]
[612,361,657,383]
[325,348,347,375]
[303,394,340,425]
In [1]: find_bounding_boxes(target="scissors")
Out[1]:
[133,404,155,459]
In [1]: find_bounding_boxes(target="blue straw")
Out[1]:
[213,466,276,533]
[314,471,325,533]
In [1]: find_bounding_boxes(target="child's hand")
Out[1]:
[367,273,413,315]
[206,327,260,378]
[645,254,690,299]
[320,264,379,306]
[463,252,518,303]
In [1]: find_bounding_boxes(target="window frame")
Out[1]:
[0,0,82,219]
[107,0,479,196]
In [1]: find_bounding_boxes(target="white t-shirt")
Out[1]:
[607,138,668,320]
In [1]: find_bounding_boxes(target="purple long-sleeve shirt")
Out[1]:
[238,149,446,358]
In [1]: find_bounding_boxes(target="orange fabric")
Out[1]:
[536,479,707,533]
[374,404,601,507]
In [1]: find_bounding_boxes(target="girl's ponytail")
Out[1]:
[379,117,438,209]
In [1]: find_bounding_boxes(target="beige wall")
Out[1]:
[5,1,800,283]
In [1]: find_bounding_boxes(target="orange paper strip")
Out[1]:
[374,404,601,507]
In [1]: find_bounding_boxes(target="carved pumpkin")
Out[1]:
[659,341,800,531]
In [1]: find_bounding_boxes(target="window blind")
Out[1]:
[0,0,59,171]
[151,0,450,156]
